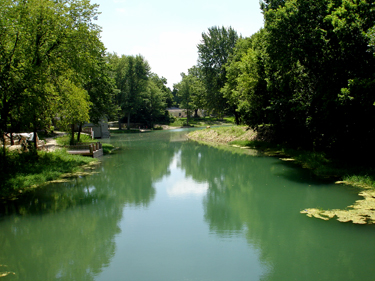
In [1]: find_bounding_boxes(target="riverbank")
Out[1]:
[0,149,99,200]
[187,126,375,224]
[167,116,235,128]
[1,133,116,201]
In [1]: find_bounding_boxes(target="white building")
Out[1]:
[83,117,110,139]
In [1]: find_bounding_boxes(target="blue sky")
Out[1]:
[92,0,265,88]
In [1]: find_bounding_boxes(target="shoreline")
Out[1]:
[187,126,375,225]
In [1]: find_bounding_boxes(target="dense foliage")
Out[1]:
[175,0,375,157]
[107,53,173,129]
[258,0,375,155]
[197,26,240,122]
[0,0,118,154]
[173,67,205,125]
[1,0,172,159]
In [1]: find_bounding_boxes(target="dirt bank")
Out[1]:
[187,126,257,144]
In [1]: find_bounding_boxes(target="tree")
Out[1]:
[108,54,150,129]
[150,74,174,108]
[222,30,268,127]
[187,66,206,117]
[174,73,194,126]
[53,75,91,145]
[108,54,171,128]
[173,68,206,125]
[197,26,239,120]
[221,37,254,125]
[0,0,103,155]
[260,0,286,11]
[84,53,119,124]
[256,0,375,153]
[143,79,167,128]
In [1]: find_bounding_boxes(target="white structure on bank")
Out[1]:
[83,117,110,139]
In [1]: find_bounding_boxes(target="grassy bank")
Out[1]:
[188,126,375,189]
[168,116,235,127]
[0,133,116,200]
[0,149,98,199]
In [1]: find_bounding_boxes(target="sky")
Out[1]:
[92,0,265,89]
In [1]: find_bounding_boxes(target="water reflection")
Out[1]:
[0,197,121,280]
[165,152,209,198]
[183,142,375,280]
[1,129,375,280]
[167,178,208,198]
[0,131,178,280]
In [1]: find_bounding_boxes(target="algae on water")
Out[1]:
[301,190,375,224]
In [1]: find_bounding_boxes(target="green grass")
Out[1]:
[169,116,235,127]
[0,132,117,199]
[0,149,97,198]
[102,143,115,154]
[214,126,248,137]
[56,133,115,154]
[56,133,93,146]
[343,174,375,188]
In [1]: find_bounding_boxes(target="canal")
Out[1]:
[1,128,374,280]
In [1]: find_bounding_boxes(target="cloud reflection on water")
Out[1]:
[166,177,209,198]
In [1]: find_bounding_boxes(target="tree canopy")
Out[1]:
[107,53,172,129]
[197,26,239,120]
[0,0,117,151]
[0,0,171,156]
[174,0,375,157]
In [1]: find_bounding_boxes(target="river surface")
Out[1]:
[1,128,375,281]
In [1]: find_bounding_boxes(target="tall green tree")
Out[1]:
[84,53,119,125]
[187,66,206,117]
[174,68,206,125]
[108,54,150,129]
[173,73,195,126]
[222,30,268,127]
[108,54,170,128]
[197,26,239,121]
[52,75,91,145]
[143,79,167,128]
[150,74,174,108]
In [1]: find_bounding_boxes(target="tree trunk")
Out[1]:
[127,112,130,130]
[1,99,9,159]
[10,132,14,146]
[118,117,122,130]
[77,123,82,142]
[1,134,6,170]
[194,109,199,118]
[9,117,14,145]
[33,120,38,152]
[234,111,240,125]
[70,124,75,145]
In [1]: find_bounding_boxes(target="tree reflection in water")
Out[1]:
[0,134,177,281]
[183,143,375,280]
[1,129,374,280]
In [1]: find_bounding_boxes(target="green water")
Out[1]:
[1,128,374,281]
